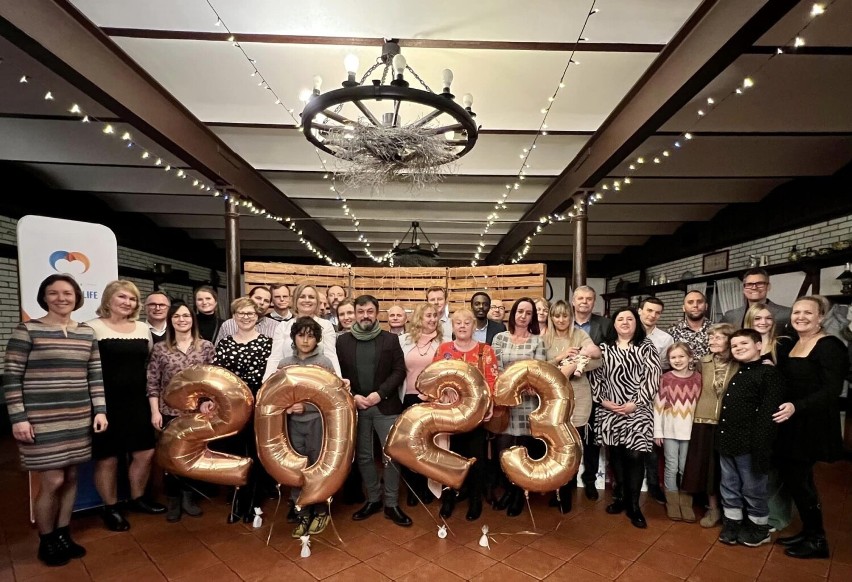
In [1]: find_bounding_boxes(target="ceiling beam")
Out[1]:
[0,0,355,264]
[485,0,800,264]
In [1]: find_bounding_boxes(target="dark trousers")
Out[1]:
[582,404,601,487]
[451,426,487,498]
[644,445,660,489]
[610,446,646,511]
[779,459,824,535]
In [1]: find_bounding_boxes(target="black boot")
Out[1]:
[440,490,456,518]
[406,487,419,507]
[777,531,807,547]
[556,480,575,514]
[507,487,525,517]
[785,535,830,559]
[54,526,86,559]
[466,492,483,521]
[37,532,69,567]
[101,504,130,531]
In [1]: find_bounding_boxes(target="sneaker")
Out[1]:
[292,515,311,538]
[719,517,742,545]
[308,513,329,535]
[738,520,771,547]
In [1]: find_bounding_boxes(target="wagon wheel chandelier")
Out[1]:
[299,39,480,189]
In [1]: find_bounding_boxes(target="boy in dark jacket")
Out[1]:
[717,328,785,547]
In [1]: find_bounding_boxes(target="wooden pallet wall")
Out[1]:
[350,266,447,322]
[243,262,350,295]
[447,264,548,317]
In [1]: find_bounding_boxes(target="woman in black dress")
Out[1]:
[88,280,165,531]
[194,285,221,343]
[214,297,273,523]
[774,295,848,559]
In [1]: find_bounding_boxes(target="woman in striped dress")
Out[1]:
[588,306,661,529]
[3,274,108,567]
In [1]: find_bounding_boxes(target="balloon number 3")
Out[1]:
[156,365,254,487]
[385,360,491,490]
[493,360,582,493]
[255,365,356,507]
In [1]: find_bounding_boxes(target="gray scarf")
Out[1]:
[350,320,381,341]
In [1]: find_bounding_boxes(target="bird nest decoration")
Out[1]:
[299,39,479,190]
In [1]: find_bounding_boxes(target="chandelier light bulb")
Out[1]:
[299,89,312,103]
[344,54,360,75]
[312,75,323,92]
[462,93,474,109]
[392,54,407,76]
[441,68,454,89]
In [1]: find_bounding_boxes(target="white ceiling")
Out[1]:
[0,0,849,267]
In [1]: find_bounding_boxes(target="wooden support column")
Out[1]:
[225,195,241,305]
[571,192,588,290]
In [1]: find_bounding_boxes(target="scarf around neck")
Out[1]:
[351,321,382,341]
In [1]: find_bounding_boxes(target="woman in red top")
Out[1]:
[433,308,498,521]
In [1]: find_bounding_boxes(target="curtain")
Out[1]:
[713,278,742,321]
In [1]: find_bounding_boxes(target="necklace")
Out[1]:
[415,334,435,356]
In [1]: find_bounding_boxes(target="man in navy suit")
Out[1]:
[336,295,411,526]
[470,292,506,345]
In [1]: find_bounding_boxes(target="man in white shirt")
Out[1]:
[144,291,171,344]
[639,297,674,369]
[268,284,293,322]
[426,286,453,339]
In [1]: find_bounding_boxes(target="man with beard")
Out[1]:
[336,295,411,526]
[667,290,712,359]
[471,292,505,346]
[326,284,348,327]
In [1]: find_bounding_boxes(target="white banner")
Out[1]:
[17,215,118,322]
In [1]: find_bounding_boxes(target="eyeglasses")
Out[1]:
[236,312,258,319]
[146,303,169,309]
[743,282,768,289]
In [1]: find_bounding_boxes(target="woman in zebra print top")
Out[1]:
[588,306,662,529]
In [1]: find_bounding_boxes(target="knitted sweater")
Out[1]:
[653,370,702,440]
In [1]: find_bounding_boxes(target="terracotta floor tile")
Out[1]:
[98,563,167,582]
[758,561,825,582]
[686,562,757,582]
[84,547,153,581]
[702,544,767,578]
[470,561,539,581]
[652,530,714,560]
[829,561,852,581]
[15,560,92,582]
[592,531,651,561]
[606,521,667,545]
[399,530,460,560]
[340,531,397,561]
[766,544,831,578]
[365,547,427,579]
[617,561,683,582]
[464,533,524,561]
[636,547,699,579]
[395,562,464,582]
[139,534,207,560]
[172,562,241,582]
[151,546,221,579]
[528,534,586,561]
[247,559,315,582]
[322,562,391,582]
[296,546,360,579]
[433,545,497,579]
[569,547,632,580]
[502,546,566,580]
[545,562,610,581]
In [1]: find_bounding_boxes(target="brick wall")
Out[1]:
[0,215,223,359]
[606,212,852,330]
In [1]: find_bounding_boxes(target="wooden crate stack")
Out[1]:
[447,264,547,320]
[350,266,447,323]
[242,262,349,296]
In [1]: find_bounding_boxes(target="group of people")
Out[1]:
[3,268,848,568]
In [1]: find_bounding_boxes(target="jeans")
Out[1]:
[288,416,323,515]
[719,453,769,523]
[662,439,689,491]
[357,406,401,507]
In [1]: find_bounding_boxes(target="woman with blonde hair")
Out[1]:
[543,300,601,512]
[533,297,550,335]
[88,280,164,531]
[398,302,444,505]
[744,303,792,363]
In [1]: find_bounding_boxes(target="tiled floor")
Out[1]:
[0,438,849,581]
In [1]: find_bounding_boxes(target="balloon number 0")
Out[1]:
[493,360,582,493]
[385,360,491,490]
[157,366,255,487]
[255,365,356,507]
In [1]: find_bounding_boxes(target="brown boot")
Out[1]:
[679,491,696,523]
[664,490,682,521]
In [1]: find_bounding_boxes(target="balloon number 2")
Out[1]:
[255,365,357,507]
[385,360,492,490]
[493,360,582,493]
[157,366,255,487]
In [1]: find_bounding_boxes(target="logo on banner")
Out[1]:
[48,250,91,274]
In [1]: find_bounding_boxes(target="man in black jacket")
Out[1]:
[471,292,506,345]
[572,285,614,501]
[336,295,411,526]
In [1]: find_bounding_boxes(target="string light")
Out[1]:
[471,0,598,265]
[507,0,833,263]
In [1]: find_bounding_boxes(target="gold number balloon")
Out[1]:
[493,360,581,493]
[385,359,492,490]
[255,365,356,507]
[156,365,254,486]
